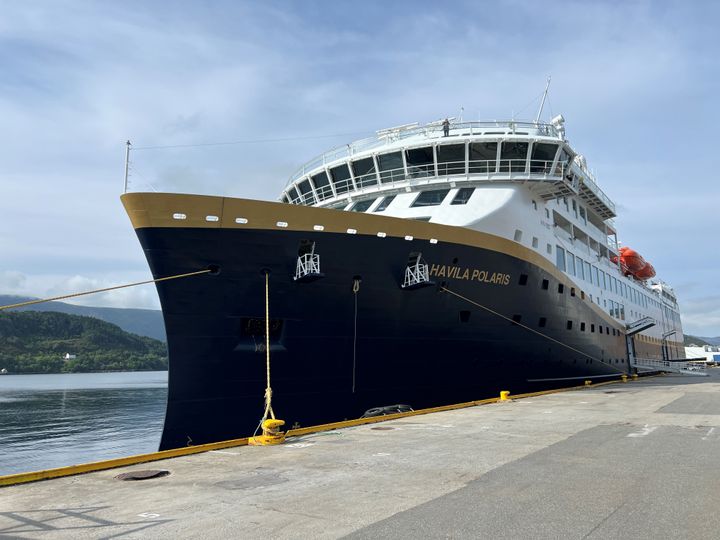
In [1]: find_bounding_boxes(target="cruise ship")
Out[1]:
[122,115,684,450]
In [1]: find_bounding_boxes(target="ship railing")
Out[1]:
[578,173,616,215]
[295,252,321,281]
[402,257,430,288]
[287,159,570,206]
[632,357,708,376]
[287,120,560,185]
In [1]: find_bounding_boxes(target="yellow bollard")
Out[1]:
[632,373,638,380]
[621,375,628,383]
[500,390,511,401]
[249,418,286,446]
[584,380,592,386]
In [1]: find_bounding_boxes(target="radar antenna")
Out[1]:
[535,76,552,124]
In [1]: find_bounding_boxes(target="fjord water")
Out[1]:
[0,371,167,476]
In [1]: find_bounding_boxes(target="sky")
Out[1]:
[1,0,719,336]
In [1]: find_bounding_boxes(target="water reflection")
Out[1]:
[0,372,167,475]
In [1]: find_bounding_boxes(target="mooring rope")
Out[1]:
[261,271,276,422]
[440,285,626,374]
[0,269,212,312]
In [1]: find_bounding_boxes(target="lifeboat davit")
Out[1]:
[611,246,656,280]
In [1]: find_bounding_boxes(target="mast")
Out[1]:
[123,140,131,193]
[535,76,552,124]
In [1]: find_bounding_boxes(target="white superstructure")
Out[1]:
[280,117,684,359]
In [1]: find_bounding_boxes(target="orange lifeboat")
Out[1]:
[635,262,656,280]
[611,247,655,280]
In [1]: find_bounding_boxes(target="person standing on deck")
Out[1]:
[442,118,450,137]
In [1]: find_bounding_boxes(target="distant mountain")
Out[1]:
[0,295,166,342]
[0,310,167,374]
[696,336,720,346]
[684,335,715,347]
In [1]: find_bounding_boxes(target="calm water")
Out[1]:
[0,371,167,476]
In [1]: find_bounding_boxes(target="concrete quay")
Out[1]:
[1,371,719,539]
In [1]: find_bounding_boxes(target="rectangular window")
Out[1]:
[532,237,539,249]
[567,252,576,276]
[297,179,316,205]
[329,163,353,194]
[572,199,578,218]
[437,144,466,175]
[500,142,529,172]
[405,147,434,178]
[556,246,566,271]
[547,244,552,255]
[375,195,395,212]
[311,171,331,201]
[584,261,591,283]
[592,266,599,287]
[350,199,374,212]
[469,142,497,173]
[577,257,585,280]
[579,206,587,224]
[351,157,377,188]
[555,147,572,175]
[377,152,405,183]
[530,143,557,173]
[411,189,450,207]
[514,229,523,242]
[451,187,475,205]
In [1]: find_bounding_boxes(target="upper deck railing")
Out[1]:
[286,120,561,186]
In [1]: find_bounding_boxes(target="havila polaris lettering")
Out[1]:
[429,264,511,285]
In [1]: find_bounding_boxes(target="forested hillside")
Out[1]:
[0,311,168,373]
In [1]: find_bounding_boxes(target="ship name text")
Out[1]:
[429,264,510,285]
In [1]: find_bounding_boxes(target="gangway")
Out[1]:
[626,316,656,336]
[632,358,708,377]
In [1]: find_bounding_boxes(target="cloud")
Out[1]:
[0,271,27,291]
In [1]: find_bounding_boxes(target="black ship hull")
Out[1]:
[123,193,631,450]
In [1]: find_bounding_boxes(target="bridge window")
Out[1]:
[288,186,300,204]
[411,189,450,207]
[350,199,375,212]
[500,142,528,172]
[329,164,352,194]
[375,195,395,212]
[297,179,316,205]
[556,148,572,175]
[405,147,434,178]
[451,187,475,205]
[530,143,558,173]
[437,144,466,175]
[377,152,404,183]
[469,142,497,173]
[351,158,377,189]
[312,171,332,201]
